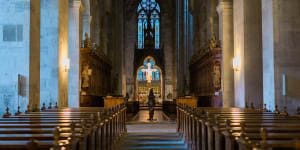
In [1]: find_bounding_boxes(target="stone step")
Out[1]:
[124,136,183,141]
[118,145,188,150]
[127,133,180,137]
[120,140,185,145]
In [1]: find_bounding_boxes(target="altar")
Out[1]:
[136,58,162,106]
[137,81,162,106]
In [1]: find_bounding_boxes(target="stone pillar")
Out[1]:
[217,1,235,107]
[82,15,90,37]
[233,0,263,107]
[262,0,275,111]
[82,0,91,38]
[68,0,81,107]
[29,0,41,111]
[59,0,69,107]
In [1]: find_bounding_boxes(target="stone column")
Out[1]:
[217,1,235,107]
[233,0,263,107]
[29,0,41,111]
[82,15,91,38]
[59,0,69,108]
[262,0,275,111]
[82,0,91,38]
[68,0,81,107]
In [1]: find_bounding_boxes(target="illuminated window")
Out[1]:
[137,0,160,49]
[138,58,160,82]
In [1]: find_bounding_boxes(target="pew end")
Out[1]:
[15,106,22,116]
[41,103,46,111]
[26,139,40,150]
[25,105,31,114]
[3,107,11,118]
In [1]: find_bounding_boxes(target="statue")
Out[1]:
[148,88,155,121]
[83,33,93,48]
[81,65,91,89]
[209,34,219,49]
[209,37,217,49]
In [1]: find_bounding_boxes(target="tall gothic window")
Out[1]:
[137,0,160,49]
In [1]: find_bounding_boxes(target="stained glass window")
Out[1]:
[155,20,159,49]
[138,20,143,49]
[138,58,160,82]
[137,0,160,49]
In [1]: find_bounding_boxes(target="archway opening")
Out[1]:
[136,56,163,107]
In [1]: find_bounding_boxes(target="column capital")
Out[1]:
[69,0,82,8]
[218,0,233,3]
[217,1,233,15]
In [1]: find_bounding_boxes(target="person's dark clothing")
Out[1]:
[148,89,155,120]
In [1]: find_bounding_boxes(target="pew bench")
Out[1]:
[0,102,127,150]
[176,103,300,150]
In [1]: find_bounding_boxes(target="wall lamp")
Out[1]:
[233,56,241,71]
[62,57,70,72]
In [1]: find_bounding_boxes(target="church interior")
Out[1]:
[0,0,300,149]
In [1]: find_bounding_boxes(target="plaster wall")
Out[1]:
[0,0,30,116]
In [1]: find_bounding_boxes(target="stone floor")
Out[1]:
[127,123,177,133]
[114,110,188,150]
[127,110,175,124]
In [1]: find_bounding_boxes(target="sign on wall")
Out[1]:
[18,74,26,97]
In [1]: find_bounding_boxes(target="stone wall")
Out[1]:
[273,0,300,114]
[0,0,30,116]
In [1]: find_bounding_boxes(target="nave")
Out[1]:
[0,0,300,149]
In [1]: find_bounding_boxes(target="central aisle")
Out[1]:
[127,110,175,124]
[113,110,189,150]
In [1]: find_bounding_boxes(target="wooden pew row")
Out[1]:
[202,109,299,150]
[0,117,92,149]
[205,116,300,150]
[0,102,127,150]
[177,104,272,150]
[214,119,300,150]
[176,103,300,150]
[14,105,124,150]
[6,107,108,150]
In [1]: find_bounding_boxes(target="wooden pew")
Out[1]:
[176,102,300,150]
[0,102,127,150]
